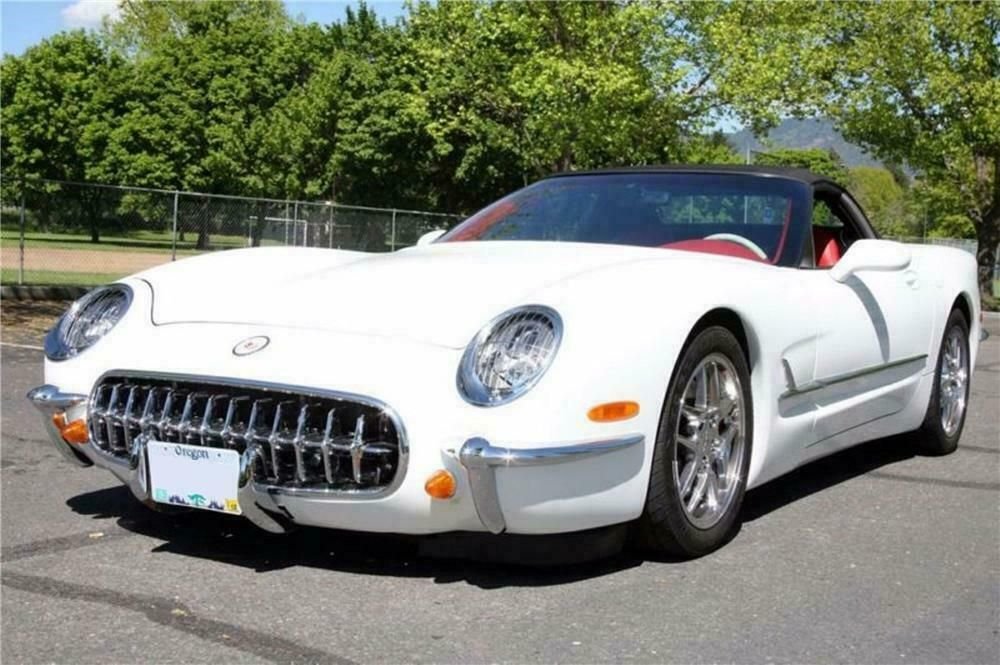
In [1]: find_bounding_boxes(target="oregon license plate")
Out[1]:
[147,441,241,515]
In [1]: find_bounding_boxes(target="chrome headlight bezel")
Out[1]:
[457,305,563,407]
[45,284,133,361]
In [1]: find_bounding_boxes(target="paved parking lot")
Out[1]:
[2,319,998,664]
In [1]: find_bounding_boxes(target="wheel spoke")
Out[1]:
[707,362,721,407]
[677,433,699,453]
[678,460,697,497]
[686,471,708,513]
[680,404,704,428]
[705,470,720,511]
[716,427,735,474]
[695,366,709,409]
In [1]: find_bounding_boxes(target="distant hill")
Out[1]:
[726,118,882,168]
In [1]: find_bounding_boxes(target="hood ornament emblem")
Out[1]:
[232,336,270,356]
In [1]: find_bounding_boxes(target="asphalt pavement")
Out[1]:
[2,320,998,664]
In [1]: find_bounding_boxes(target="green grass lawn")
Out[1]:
[0,229,249,254]
[1,268,124,286]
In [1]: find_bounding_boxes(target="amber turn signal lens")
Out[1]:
[587,401,640,422]
[52,413,89,445]
[424,470,457,499]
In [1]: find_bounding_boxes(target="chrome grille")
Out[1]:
[88,375,404,491]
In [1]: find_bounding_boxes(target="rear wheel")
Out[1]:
[914,309,970,455]
[638,326,753,557]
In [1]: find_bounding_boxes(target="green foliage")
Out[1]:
[752,148,848,183]
[1,31,116,183]
[846,166,918,237]
[1,0,743,220]
[700,0,999,295]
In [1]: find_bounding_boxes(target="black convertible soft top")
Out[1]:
[545,164,840,188]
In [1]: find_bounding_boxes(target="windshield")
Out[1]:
[440,172,811,265]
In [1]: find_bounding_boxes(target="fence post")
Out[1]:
[18,177,26,285]
[171,191,179,261]
[390,209,397,251]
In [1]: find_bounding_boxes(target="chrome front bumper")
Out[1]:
[28,383,290,533]
[457,434,644,534]
[29,383,644,536]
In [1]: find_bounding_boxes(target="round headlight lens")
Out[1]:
[45,284,133,361]
[458,305,562,406]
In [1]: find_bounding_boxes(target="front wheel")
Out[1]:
[638,326,753,557]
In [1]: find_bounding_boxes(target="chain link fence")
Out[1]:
[2,179,996,296]
[1,179,463,287]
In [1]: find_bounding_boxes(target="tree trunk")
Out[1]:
[196,198,211,249]
[86,192,101,243]
[251,202,264,247]
[974,154,1000,304]
[975,212,999,304]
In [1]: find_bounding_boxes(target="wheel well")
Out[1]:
[952,293,972,328]
[689,308,752,369]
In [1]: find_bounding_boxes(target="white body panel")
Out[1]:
[42,240,980,534]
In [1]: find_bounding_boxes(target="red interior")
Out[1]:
[813,227,842,268]
[447,201,519,241]
[659,239,765,262]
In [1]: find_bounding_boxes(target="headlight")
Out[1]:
[457,305,563,406]
[45,284,133,361]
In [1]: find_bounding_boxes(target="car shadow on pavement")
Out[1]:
[741,432,916,521]
[66,433,918,587]
[66,486,646,588]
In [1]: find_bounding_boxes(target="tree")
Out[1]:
[395,0,730,212]
[751,147,848,183]
[100,0,300,248]
[847,166,919,237]
[0,31,124,241]
[694,0,1000,300]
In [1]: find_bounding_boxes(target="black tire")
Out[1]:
[637,326,753,558]
[914,309,970,455]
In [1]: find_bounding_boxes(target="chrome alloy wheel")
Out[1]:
[939,327,968,437]
[673,353,747,529]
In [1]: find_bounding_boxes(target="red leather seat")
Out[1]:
[813,227,842,268]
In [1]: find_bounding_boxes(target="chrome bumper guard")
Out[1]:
[458,434,644,534]
[26,385,91,467]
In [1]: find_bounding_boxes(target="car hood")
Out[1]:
[138,241,698,348]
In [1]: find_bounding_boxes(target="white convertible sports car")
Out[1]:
[29,166,981,557]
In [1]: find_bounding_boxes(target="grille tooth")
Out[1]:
[121,386,140,449]
[105,385,121,453]
[88,376,403,493]
[321,409,338,484]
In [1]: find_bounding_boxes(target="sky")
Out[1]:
[0,0,407,56]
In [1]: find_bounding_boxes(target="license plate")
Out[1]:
[147,441,241,515]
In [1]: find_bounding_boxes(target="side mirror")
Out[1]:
[829,239,911,283]
[416,229,446,246]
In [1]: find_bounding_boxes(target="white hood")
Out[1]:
[137,241,684,348]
